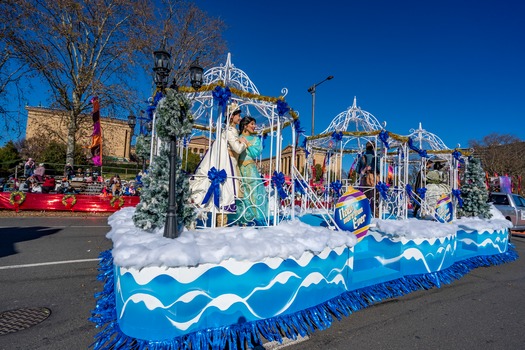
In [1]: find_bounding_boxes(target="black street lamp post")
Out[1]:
[154,45,204,238]
[307,75,334,136]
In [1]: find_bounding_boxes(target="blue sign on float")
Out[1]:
[334,187,372,242]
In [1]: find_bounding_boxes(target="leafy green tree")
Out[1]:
[0,140,20,171]
[314,163,323,182]
[457,157,492,219]
[182,150,201,174]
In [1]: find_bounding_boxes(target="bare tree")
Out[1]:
[0,0,226,166]
[469,133,525,193]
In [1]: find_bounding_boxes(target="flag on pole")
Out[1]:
[88,96,103,166]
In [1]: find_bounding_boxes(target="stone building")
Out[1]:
[25,106,133,160]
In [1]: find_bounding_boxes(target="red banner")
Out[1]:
[0,192,139,213]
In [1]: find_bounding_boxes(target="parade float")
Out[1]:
[90,54,518,349]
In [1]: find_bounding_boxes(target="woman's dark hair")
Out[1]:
[239,116,256,134]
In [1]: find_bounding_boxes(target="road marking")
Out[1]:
[0,258,100,270]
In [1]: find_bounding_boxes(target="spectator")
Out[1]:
[24,158,36,178]
[76,167,84,178]
[110,174,122,196]
[64,163,75,180]
[42,176,56,194]
[34,163,46,182]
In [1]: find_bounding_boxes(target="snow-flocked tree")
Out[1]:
[457,157,492,219]
[132,89,195,233]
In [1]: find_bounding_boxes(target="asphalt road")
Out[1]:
[0,217,112,350]
[0,217,524,350]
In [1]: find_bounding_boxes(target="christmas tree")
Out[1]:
[132,147,170,231]
[132,89,195,232]
[457,157,492,219]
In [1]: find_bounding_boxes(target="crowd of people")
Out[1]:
[1,158,141,197]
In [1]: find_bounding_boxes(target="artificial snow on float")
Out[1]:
[90,205,517,349]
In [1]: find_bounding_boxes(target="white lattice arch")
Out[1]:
[323,97,383,134]
[407,122,450,152]
[308,97,384,151]
[190,53,286,129]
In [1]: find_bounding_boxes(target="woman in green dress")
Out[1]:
[234,116,268,226]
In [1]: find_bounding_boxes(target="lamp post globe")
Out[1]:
[189,58,204,90]
[153,45,171,90]
[127,114,136,131]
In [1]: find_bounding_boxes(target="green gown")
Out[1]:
[233,134,268,225]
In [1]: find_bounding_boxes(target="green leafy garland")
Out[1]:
[155,89,193,139]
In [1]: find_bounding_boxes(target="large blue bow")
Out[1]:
[452,150,465,164]
[294,179,307,195]
[212,86,231,118]
[331,131,343,142]
[201,167,227,207]
[417,187,427,200]
[330,180,342,197]
[272,171,288,199]
[408,137,428,158]
[452,189,464,207]
[375,181,390,200]
[277,99,290,116]
[405,184,414,199]
[379,130,390,149]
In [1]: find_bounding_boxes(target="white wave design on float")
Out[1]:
[274,272,347,315]
[368,231,454,245]
[377,244,454,272]
[172,271,301,304]
[120,246,349,285]
[119,293,176,319]
[119,271,303,329]
[119,270,346,331]
[460,237,507,253]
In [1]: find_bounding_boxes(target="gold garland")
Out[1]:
[110,196,125,207]
[170,84,473,157]
[9,191,26,205]
[62,194,77,207]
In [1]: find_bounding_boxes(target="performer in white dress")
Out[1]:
[189,102,248,226]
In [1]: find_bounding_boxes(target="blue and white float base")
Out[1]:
[90,212,518,349]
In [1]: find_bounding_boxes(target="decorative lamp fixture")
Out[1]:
[189,58,204,90]
[153,44,172,89]
[127,114,136,131]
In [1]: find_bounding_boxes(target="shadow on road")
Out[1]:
[0,226,61,258]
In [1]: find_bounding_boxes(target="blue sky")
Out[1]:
[195,0,525,149]
[3,0,523,151]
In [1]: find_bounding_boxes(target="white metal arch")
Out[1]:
[190,53,286,130]
[407,122,450,151]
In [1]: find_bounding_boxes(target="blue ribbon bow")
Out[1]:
[405,184,414,199]
[201,167,227,207]
[272,171,288,199]
[294,179,308,195]
[452,189,464,207]
[452,150,465,164]
[330,180,342,197]
[294,119,305,134]
[408,137,428,158]
[379,130,390,149]
[375,181,390,200]
[212,86,232,118]
[331,131,343,142]
[277,99,290,116]
[417,187,427,200]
